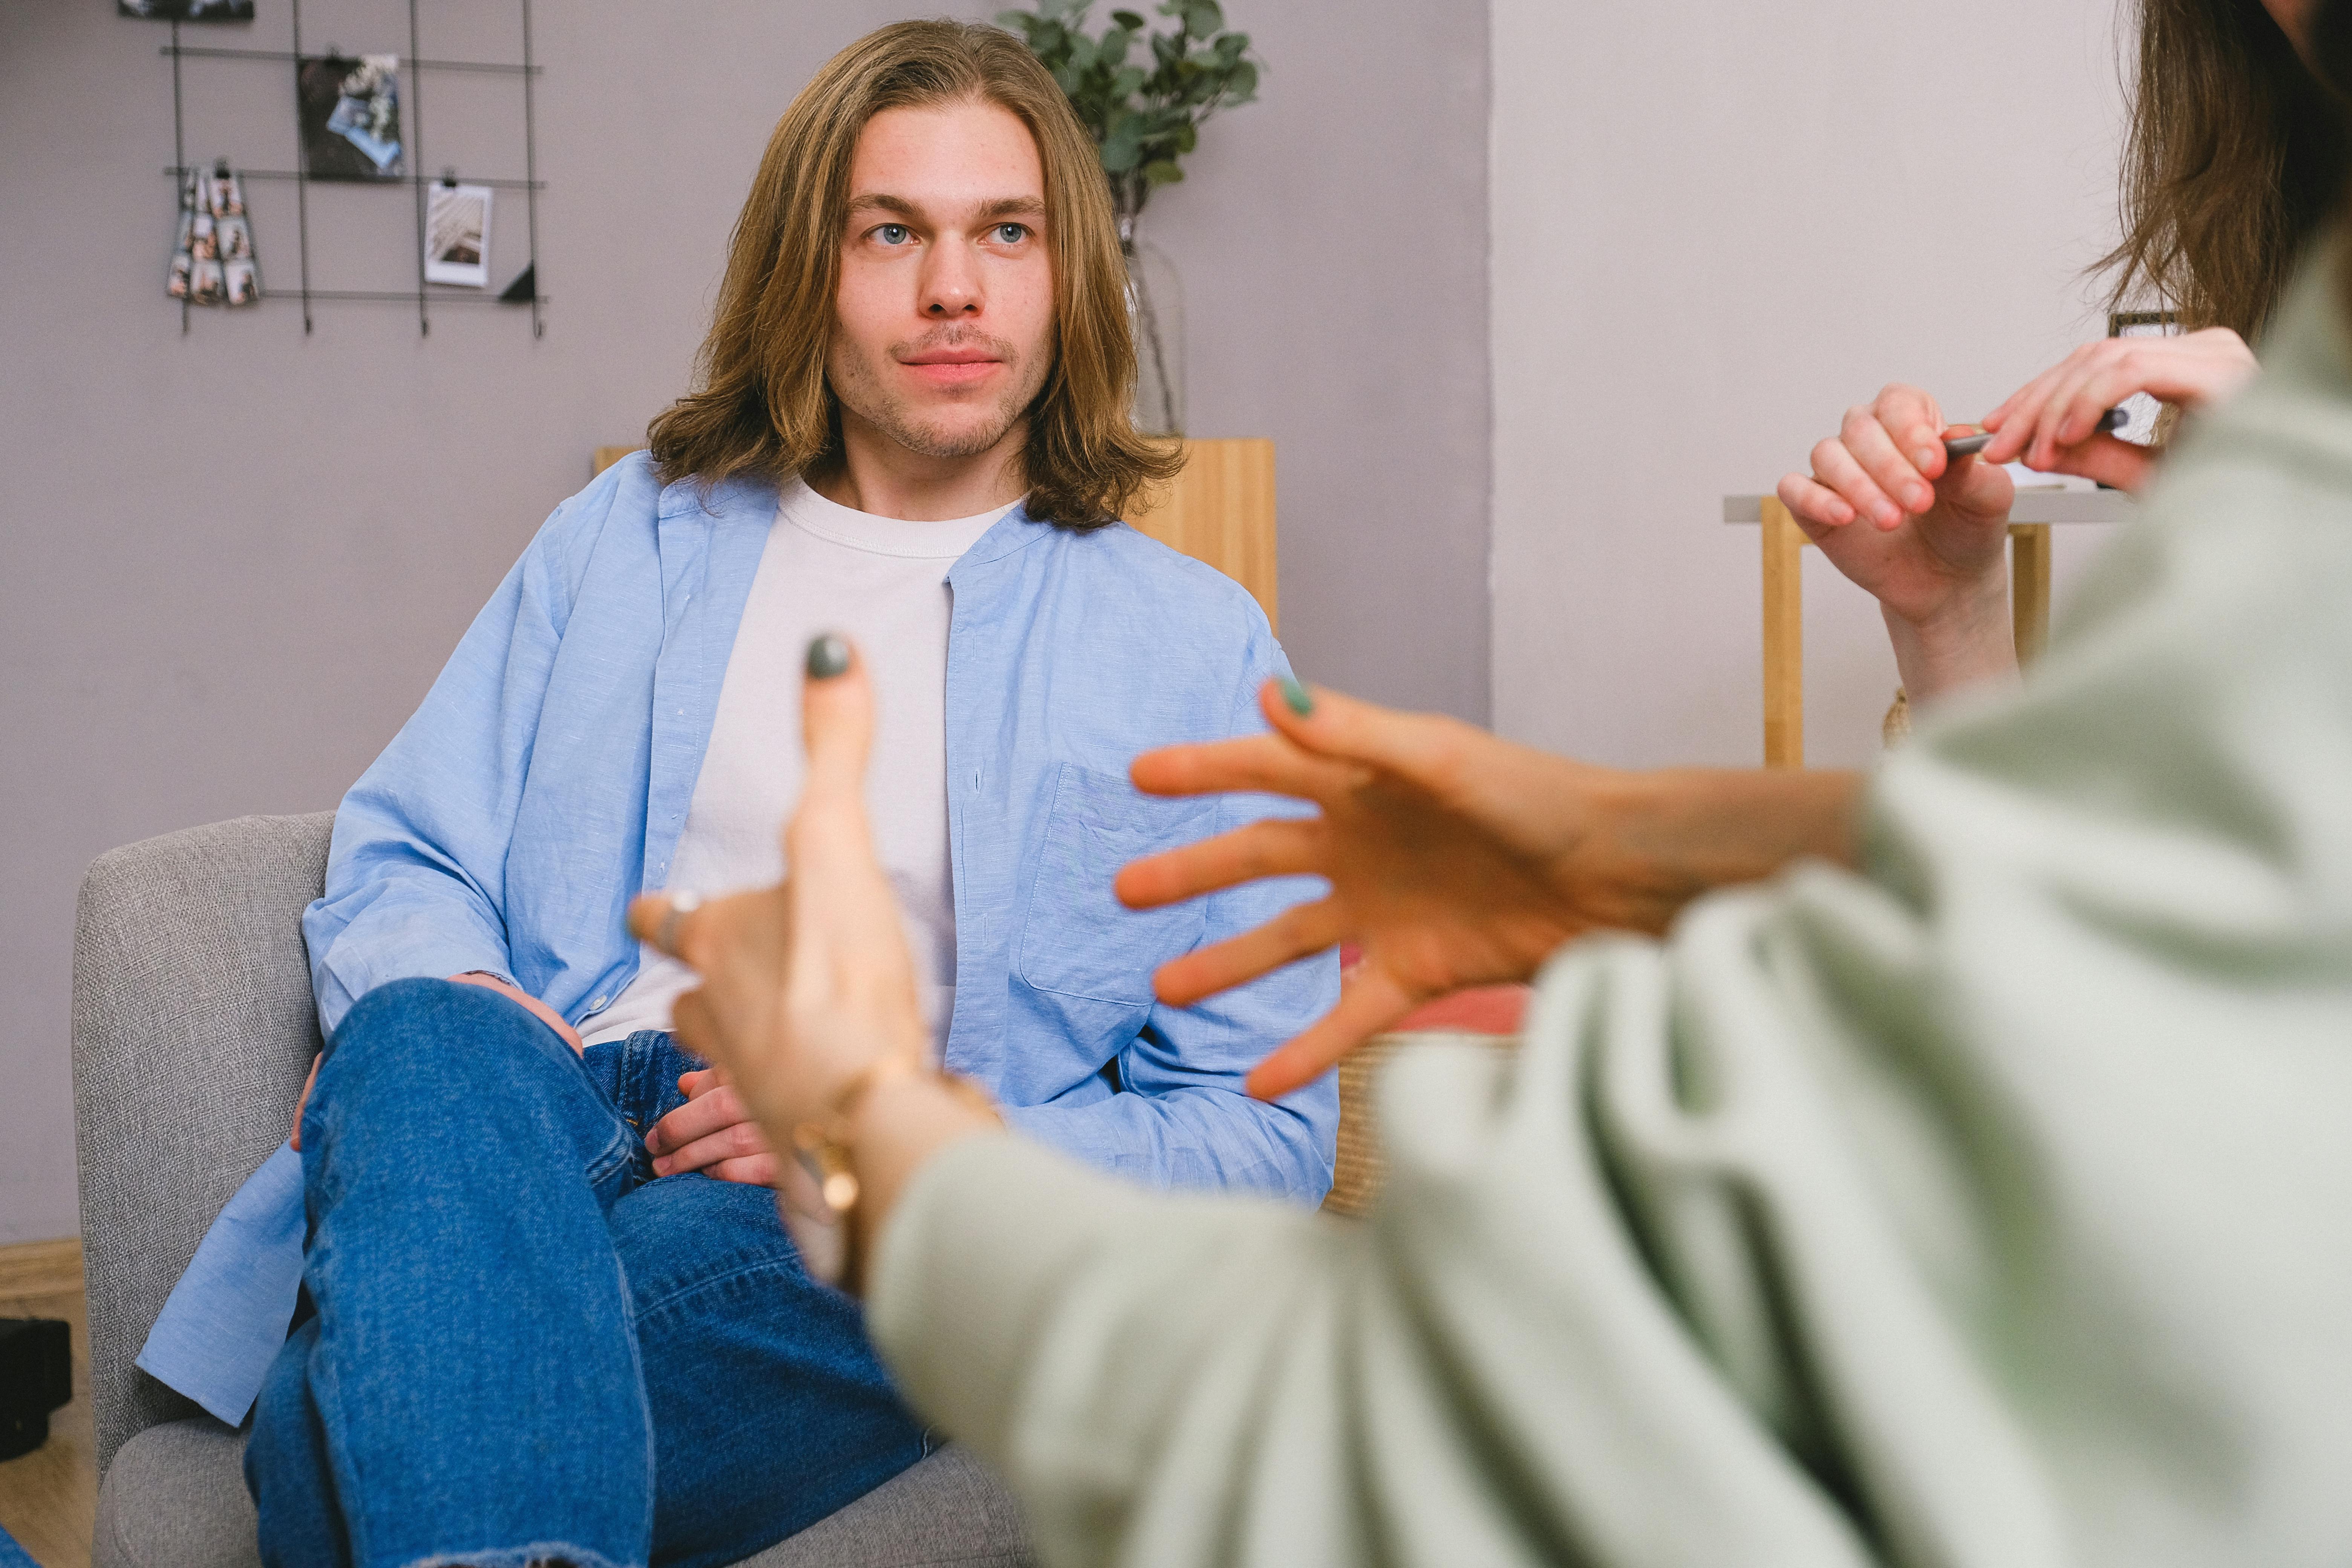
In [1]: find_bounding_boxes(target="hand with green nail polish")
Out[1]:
[1117,679,1861,1100]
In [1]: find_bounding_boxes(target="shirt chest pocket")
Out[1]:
[1016,763,1217,1006]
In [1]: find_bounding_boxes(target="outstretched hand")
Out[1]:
[1118,682,1628,1101]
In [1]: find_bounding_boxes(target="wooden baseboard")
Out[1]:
[0,1238,83,1300]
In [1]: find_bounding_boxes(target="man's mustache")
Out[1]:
[890,327,1019,362]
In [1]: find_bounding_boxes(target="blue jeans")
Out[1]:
[245,977,926,1568]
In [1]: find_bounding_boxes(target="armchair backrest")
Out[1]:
[70,812,333,1478]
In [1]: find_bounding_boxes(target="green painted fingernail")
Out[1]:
[1279,677,1314,716]
[805,634,851,680]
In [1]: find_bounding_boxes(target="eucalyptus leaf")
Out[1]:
[1001,0,1263,218]
[1101,112,1145,171]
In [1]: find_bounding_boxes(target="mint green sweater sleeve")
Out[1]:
[868,247,2352,1568]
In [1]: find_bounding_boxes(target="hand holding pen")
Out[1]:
[1970,326,2258,490]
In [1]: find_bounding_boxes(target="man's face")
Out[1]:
[827,100,1057,462]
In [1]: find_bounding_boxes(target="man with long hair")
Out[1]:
[142,21,1336,1567]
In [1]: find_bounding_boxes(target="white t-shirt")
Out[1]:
[581,477,1014,1054]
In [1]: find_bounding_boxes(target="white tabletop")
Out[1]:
[1723,490,2135,525]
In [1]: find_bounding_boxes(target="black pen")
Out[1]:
[1944,406,2125,458]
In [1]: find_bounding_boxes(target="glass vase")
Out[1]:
[1120,214,1185,436]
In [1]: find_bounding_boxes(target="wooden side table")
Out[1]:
[1724,490,2133,767]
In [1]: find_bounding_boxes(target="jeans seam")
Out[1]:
[624,1252,811,1325]
[583,1127,642,1189]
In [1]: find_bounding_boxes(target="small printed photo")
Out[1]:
[224,257,262,307]
[119,0,255,18]
[299,54,404,181]
[180,168,203,211]
[218,216,253,260]
[190,209,217,261]
[190,256,226,306]
[424,182,493,288]
[209,169,245,219]
[174,210,196,253]
[167,251,193,300]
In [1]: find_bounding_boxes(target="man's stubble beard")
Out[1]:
[827,326,1054,461]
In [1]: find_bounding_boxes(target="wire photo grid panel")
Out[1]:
[158,0,545,336]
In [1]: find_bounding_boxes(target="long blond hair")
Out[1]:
[648,20,1179,528]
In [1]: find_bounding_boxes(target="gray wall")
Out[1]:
[0,0,1491,1242]
[1491,0,2128,769]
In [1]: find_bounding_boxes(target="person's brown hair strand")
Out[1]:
[2102,0,2352,338]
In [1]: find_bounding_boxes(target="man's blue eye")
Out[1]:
[996,224,1028,243]
[877,224,910,245]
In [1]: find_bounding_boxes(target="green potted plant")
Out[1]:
[997,0,1263,434]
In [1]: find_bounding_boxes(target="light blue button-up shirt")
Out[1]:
[141,453,1338,1422]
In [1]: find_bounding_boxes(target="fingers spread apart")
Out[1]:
[1116,817,1321,912]
[1152,897,1345,1009]
[1131,731,1349,805]
[1244,966,1418,1102]
[1255,681,1482,805]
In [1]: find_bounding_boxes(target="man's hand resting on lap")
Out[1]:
[646,1068,781,1185]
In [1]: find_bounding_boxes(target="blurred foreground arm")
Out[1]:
[871,257,2352,1566]
[1116,687,1860,1097]
[630,639,998,1286]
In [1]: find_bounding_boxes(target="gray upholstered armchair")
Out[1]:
[70,813,1031,1568]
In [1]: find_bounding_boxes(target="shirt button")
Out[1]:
[591,995,609,1009]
